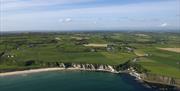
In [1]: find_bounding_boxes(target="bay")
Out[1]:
[0,71,154,91]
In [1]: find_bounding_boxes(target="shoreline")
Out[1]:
[0,67,179,90]
[0,67,119,77]
[0,67,179,91]
[144,79,180,88]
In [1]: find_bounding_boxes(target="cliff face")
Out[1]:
[58,63,117,73]
[141,73,180,87]
[56,62,180,87]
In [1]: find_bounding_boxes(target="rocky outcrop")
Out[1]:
[59,63,66,68]
[57,63,117,73]
[140,73,180,87]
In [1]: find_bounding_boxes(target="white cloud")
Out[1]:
[65,18,72,22]
[160,23,168,27]
[58,18,72,23]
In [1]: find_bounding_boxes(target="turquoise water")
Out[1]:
[0,71,154,91]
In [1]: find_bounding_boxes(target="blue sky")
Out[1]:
[0,0,180,31]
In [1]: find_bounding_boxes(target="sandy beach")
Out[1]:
[0,68,67,76]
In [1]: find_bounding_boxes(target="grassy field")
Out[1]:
[0,32,180,79]
[0,33,136,70]
[110,32,180,78]
[134,45,180,78]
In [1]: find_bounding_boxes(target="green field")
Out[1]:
[136,47,180,78]
[0,32,180,78]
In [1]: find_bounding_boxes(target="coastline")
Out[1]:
[0,67,179,91]
[143,79,180,88]
[0,67,119,77]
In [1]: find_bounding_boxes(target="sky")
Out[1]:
[0,0,180,31]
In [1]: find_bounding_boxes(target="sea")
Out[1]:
[0,71,169,91]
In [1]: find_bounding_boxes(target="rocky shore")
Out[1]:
[140,73,180,89]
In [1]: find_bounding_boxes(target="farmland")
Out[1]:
[0,31,180,79]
